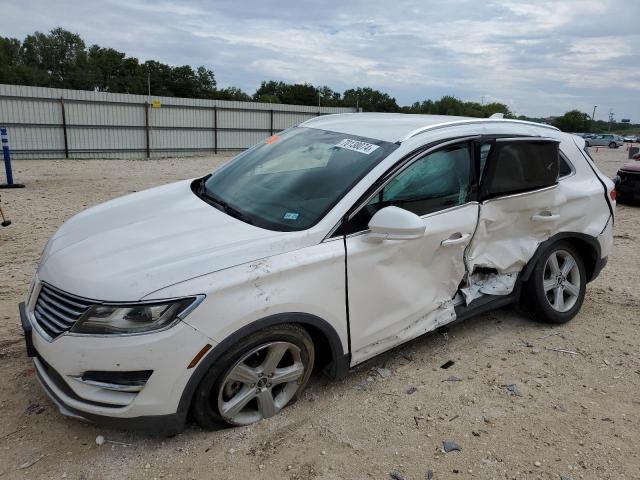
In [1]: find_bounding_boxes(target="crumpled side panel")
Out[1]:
[466,140,611,278]
[347,204,479,365]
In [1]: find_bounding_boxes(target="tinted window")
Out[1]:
[481,141,559,198]
[201,127,397,231]
[559,155,572,177]
[343,143,471,233]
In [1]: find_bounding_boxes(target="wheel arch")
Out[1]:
[519,232,601,284]
[175,312,348,425]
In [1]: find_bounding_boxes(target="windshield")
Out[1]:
[199,127,397,231]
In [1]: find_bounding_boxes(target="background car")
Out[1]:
[585,134,624,148]
[623,135,638,143]
[615,161,640,203]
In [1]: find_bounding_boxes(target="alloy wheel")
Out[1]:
[217,341,305,425]
[542,249,581,313]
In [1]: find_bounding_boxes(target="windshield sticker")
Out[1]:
[283,212,299,221]
[335,138,380,155]
[265,135,281,145]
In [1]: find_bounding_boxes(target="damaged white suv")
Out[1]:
[20,113,615,434]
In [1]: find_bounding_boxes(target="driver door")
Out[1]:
[342,141,479,364]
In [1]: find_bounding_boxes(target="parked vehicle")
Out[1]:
[615,160,640,203]
[585,134,624,148]
[623,135,638,143]
[20,113,615,434]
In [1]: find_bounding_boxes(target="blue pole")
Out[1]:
[1,128,13,185]
[0,128,24,188]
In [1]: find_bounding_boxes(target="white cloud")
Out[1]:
[2,0,639,119]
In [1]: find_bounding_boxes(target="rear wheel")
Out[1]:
[191,324,314,428]
[522,241,586,324]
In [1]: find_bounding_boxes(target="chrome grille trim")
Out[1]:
[34,284,92,339]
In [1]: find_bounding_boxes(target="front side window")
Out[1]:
[344,143,472,233]
[480,140,559,199]
[198,127,397,231]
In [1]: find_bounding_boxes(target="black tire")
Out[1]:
[609,142,617,148]
[191,324,314,429]
[521,241,586,324]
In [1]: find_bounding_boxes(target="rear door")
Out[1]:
[465,138,562,275]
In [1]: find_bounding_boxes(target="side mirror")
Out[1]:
[368,206,425,240]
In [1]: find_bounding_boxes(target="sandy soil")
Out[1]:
[0,146,639,480]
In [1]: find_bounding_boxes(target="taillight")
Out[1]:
[610,189,617,201]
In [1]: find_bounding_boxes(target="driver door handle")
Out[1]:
[441,233,471,247]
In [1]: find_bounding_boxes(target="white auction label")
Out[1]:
[335,138,380,155]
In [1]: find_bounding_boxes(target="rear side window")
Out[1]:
[559,155,573,177]
[480,140,559,199]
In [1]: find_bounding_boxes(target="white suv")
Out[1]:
[20,113,615,434]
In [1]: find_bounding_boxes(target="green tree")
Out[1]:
[342,87,400,112]
[254,80,319,105]
[21,28,88,89]
[215,86,251,101]
[552,110,591,132]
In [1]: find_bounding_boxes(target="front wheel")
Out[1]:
[522,241,586,324]
[609,142,617,148]
[191,324,314,428]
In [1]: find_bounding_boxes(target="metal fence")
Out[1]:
[0,84,357,159]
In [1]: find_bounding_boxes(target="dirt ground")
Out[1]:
[1,145,639,480]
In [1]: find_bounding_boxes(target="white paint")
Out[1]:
[26,113,614,425]
[346,204,478,364]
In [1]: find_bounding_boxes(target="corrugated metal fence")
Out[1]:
[0,84,356,159]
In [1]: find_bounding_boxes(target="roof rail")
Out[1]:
[401,118,560,142]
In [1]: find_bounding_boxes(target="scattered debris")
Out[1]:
[406,386,417,395]
[546,347,579,355]
[449,415,460,422]
[538,331,561,339]
[18,454,44,470]
[427,469,434,480]
[95,435,105,446]
[354,383,367,391]
[445,375,462,382]
[389,472,405,480]
[25,402,45,415]
[516,340,534,347]
[442,440,462,453]
[534,460,541,467]
[506,384,522,397]
[440,360,455,369]
[472,431,480,437]
[401,351,416,361]
[376,367,392,378]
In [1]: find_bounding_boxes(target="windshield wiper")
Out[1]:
[198,180,254,225]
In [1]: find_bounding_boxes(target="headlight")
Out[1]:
[71,297,201,335]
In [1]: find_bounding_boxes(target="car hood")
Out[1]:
[38,179,313,301]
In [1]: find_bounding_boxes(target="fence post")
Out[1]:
[60,97,69,158]
[270,109,274,136]
[0,128,24,188]
[213,106,218,154]
[144,102,150,159]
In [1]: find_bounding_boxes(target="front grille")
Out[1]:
[34,284,92,339]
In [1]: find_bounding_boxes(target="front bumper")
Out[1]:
[20,293,215,434]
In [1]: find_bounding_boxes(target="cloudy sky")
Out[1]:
[4,0,639,119]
